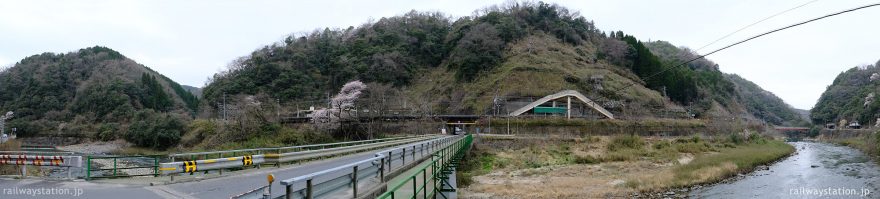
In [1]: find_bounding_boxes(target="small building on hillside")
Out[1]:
[849,121,861,129]
[826,123,836,129]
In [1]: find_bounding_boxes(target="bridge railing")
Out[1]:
[0,154,84,179]
[281,155,383,199]
[0,151,75,155]
[160,135,440,176]
[0,154,82,167]
[378,134,472,199]
[278,135,465,199]
[169,136,416,162]
[85,155,161,180]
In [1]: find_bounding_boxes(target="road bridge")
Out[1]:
[0,134,474,199]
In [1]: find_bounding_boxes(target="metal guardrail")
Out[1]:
[0,135,442,181]
[0,154,84,179]
[161,136,440,176]
[170,136,416,161]
[161,154,266,175]
[379,135,473,199]
[278,135,465,199]
[85,155,161,180]
[282,155,383,199]
[0,151,75,155]
[0,154,82,167]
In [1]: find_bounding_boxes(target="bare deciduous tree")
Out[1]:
[600,38,632,67]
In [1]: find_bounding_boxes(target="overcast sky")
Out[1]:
[1,0,878,109]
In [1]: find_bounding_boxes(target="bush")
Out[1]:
[574,154,601,164]
[124,110,185,149]
[748,133,764,143]
[607,135,645,151]
[675,142,714,153]
[602,149,640,162]
[180,119,217,147]
[653,140,672,150]
[96,123,119,141]
[728,133,745,145]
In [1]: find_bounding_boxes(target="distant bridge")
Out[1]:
[508,90,614,119]
[280,114,481,123]
[774,126,810,132]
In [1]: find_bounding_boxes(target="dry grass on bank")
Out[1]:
[458,134,794,198]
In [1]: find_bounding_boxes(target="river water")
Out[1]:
[690,142,880,198]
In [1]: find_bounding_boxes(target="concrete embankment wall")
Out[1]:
[819,129,875,139]
[485,118,756,137]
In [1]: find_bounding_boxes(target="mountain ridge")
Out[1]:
[0,46,196,145]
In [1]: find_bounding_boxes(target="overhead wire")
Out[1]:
[694,0,820,52]
[610,2,880,94]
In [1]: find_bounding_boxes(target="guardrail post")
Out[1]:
[306,179,314,199]
[113,157,118,177]
[154,156,159,177]
[380,157,385,182]
[352,165,358,198]
[423,169,427,199]
[277,148,282,168]
[86,156,91,181]
[402,148,406,165]
[285,184,292,199]
[412,175,417,198]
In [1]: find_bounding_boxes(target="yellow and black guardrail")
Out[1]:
[160,135,439,176]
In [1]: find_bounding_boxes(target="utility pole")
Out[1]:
[223,92,227,120]
[276,98,281,121]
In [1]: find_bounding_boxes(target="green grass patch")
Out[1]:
[607,134,645,151]
[672,140,794,185]
[602,148,643,162]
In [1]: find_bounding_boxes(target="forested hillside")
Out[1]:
[725,74,808,126]
[812,60,880,126]
[645,41,807,126]
[0,2,811,150]
[201,2,689,116]
[202,1,803,123]
[0,46,197,148]
[182,85,202,98]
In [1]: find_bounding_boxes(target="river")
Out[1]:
[690,142,880,198]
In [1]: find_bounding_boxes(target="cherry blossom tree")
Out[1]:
[311,81,367,131]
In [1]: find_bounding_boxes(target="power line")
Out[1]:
[613,2,880,94]
[695,0,820,52]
